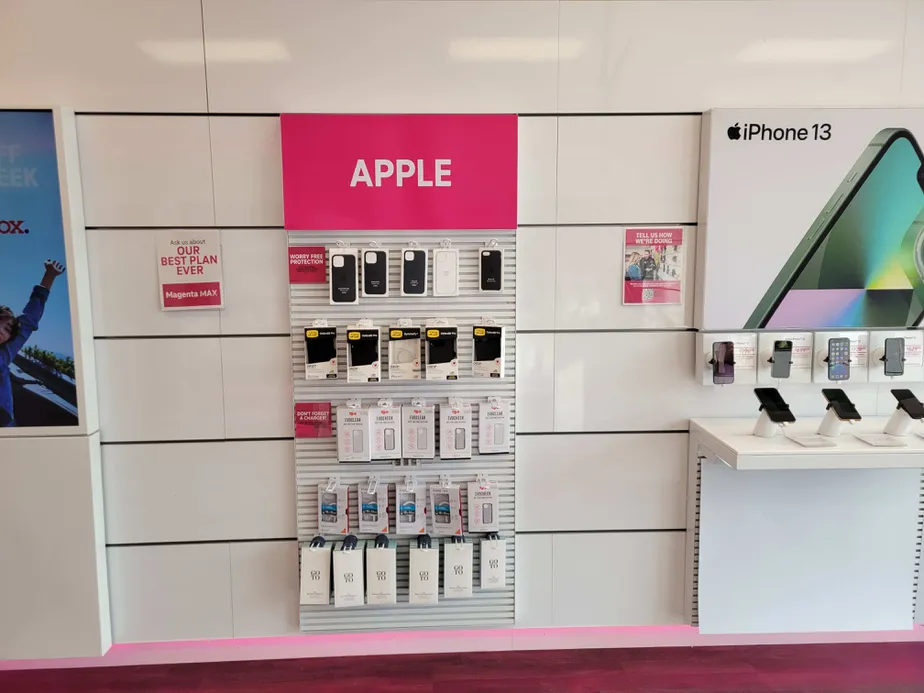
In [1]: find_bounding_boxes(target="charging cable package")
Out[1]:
[346,322,380,383]
[425,320,459,380]
[443,537,473,598]
[402,398,436,459]
[409,534,439,604]
[318,481,349,535]
[439,399,472,459]
[478,397,511,454]
[473,323,505,379]
[371,399,402,461]
[304,324,338,380]
[480,535,507,591]
[365,536,397,605]
[467,477,500,533]
[336,400,372,462]
[396,483,427,535]
[429,482,464,537]
[333,536,364,608]
[388,324,421,380]
[300,537,332,605]
[358,478,389,534]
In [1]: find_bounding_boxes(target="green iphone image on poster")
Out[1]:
[747,128,924,330]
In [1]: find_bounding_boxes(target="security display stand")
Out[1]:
[751,410,779,438]
[816,408,845,437]
[884,408,915,437]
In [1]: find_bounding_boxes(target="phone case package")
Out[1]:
[304,326,338,380]
[361,248,389,297]
[401,401,436,459]
[478,398,511,454]
[317,484,349,535]
[432,247,460,297]
[336,404,372,462]
[358,485,389,535]
[439,401,472,460]
[428,484,464,537]
[426,325,459,380]
[329,248,359,305]
[371,402,402,461]
[479,247,504,292]
[388,326,421,380]
[473,325,505,379]
[396,488,427,535]
[347,325,381,383]
[467,480,500,533]
[400,247,428,296]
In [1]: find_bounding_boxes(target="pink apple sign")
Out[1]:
[280,114,518,231]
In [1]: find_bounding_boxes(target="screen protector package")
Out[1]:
[336,403,372,462]
[304,326,338,380]
[426,324,458,380]
[317,483,349,535]
[402,400,436,459]
[388,326,421,380]
[358,485,389,534]
[347,325,381,383]
[429,484,463,537]
[473,324,505,378]
[467,480,500,533]
[478,398,511,454]
[371,401,402,461]
[439,401,472,460]
[396,488,427,535]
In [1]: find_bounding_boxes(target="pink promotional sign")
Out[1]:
[288,246,326,283]
[295,402,332,438]
[280,114,517,231]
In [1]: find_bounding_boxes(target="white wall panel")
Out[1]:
[557,116,700,224]
[77,116,215,228]
[102,441,296,544]
[230,542,299,637]
[87,228,220,336]
[96,338,226,442]
[516,227,556,331]
[558,0,908,112]
[553,332,882,432]
[518,117,558,225]
[902,0,924,106]
[551,533,685,627]
[108,544,233,643]
[210,117,284,227]
[202,0,559,113]
[221,337,294,439]
[515,333,555,432]
[517,434,687,532]
[0,0,207,112]
[555,226,695,330]
[219,228,290,335]
[515,534,553,628]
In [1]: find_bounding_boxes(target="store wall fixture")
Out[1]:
[139,40,291,65]
[736,39,895,64]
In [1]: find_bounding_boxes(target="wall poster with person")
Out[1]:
[0,110,78,429]
[623,227,684,306]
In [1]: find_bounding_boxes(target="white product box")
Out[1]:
[480,538,507,591]
[402,399,436,459]
[388,325,421,380]
[425,323,459,380]
[812,331,870,384]
[478,398,511,454]
[304,326,338,380]
[346,325,381,383]
[443,541,474,598]
[409,540,440,604]
[371,401,402,461]
[467,480,500,533]
[336,403,372,462]
[868,330,924,383]
[317,484,349,536]
[439,401,472,459]
[365,540,397,605]
[429,484,464,537]
[395,487,427,535]
[697,332,758,386]
[299,542,332,605]
[473,325,505,379]
[332,542,364,608]
[757,332,814,384]
[432,246,460,297]
[358,484,389,534]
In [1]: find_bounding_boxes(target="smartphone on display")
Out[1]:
[891,388,924,419]
[822,388,862,420]
[754,387,796,424]
[401,248,428,296]
[480,249,504,292]
[884,337,906,376]
[746,129,924,329]
[711,341,735,385]
[826,337,851,381]
[770,339,794,379]
[330,251,358,304]
[362,249,389,297]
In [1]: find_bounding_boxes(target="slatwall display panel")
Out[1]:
[916,470,924,624]
[289,229,516,633]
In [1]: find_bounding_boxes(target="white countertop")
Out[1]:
[689,417,924,470]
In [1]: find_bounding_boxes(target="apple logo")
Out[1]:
[727,123,742,141]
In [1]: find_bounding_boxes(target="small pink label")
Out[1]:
[288,246,326,283]
[295,403,332,438]
[161,281,221,308]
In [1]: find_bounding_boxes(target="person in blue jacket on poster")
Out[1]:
[0,260,66,427]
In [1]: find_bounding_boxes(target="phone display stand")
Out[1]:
[816,408,845,437]
[752,410,780,438]
[884,407,916,436]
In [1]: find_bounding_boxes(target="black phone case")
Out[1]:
[480,250,503,291]
[363,250,388,296]
[403,250,427,295]
[331,254,357,303]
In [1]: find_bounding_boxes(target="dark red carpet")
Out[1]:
[2,643,924,692]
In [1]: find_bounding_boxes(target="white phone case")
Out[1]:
[432,248,459,297]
